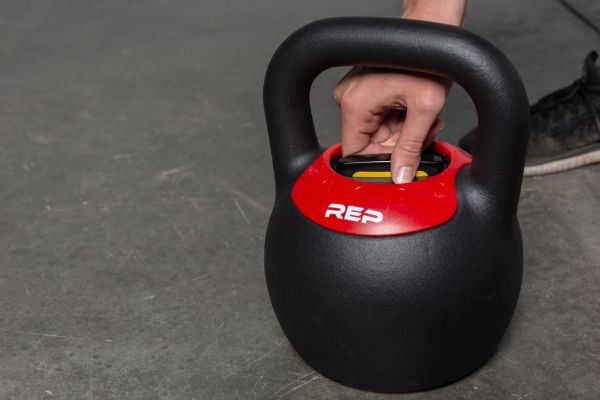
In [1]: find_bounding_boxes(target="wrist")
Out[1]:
[402,0,468,27]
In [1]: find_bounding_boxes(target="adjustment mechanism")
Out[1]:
[332,148,448,183]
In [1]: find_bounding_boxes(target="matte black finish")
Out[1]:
[265,175,523,392]
[263,17,530,213]
[263,18,530,392]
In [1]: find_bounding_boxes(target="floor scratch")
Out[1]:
[158,167,188,182]
[17,276,30,296]
[214,178,269,213]
[277,376,320,398]
[496,351,519,366]
[250,376,264,393]
[233,199,251,226]
[250,341,282,365]
[271,371,316,398]
[5,330,109,342]
[512,392,532,399]
[173,225,185,241]
[118,249,134,268]
[588,351,600,361]
[30,332,83,340]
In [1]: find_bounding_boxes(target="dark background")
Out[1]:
[0,0,599,398]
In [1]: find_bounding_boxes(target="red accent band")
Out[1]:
[291,141,472,236]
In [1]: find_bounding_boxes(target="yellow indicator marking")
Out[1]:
[352,170,429,180]
[352,171,392,178]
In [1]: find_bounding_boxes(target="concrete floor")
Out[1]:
[0,0,599,399]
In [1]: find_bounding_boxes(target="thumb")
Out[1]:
[391,106,439,184]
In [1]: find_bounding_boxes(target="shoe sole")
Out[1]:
[523,144,600,176]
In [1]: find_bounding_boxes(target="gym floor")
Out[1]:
[0,1,599,399]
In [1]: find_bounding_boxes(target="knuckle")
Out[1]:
[339,92,359,112]
[340,96,378,128]
[398,138,423,155]
[414,92,445,113]
[333,85,344,104]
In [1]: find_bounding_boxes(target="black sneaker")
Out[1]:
[459,51,600,176]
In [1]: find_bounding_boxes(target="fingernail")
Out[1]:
[394,166,414,184]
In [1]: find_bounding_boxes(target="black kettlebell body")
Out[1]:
[263,18,529,392]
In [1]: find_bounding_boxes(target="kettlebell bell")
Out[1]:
[263,17,529,392]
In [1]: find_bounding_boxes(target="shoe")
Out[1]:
[459,51,600,176]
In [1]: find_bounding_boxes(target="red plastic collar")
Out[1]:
[291,141,472,236]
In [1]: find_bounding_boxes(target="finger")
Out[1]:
[371,119,392,144]
[385,109,407,134]
[377,110,406,147]
[339,95,390,156]
[333,67,366,104]
[357,142,395,155]
[391,105,441,184]
[423,118,445,149]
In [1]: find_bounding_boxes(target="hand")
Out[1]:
[333,67,450,183]
[333,0,467,183]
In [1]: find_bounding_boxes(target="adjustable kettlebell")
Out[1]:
[263,18,529,392]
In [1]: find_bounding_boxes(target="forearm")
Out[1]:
[402,0,468,27]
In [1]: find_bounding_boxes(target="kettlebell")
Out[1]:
[263,17,529,392]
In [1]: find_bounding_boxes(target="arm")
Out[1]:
[333,0,468,183]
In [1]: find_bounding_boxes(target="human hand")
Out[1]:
[333,0,467,183]
[333,68,450,183]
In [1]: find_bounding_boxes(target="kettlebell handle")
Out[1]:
[264,17,529,215]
